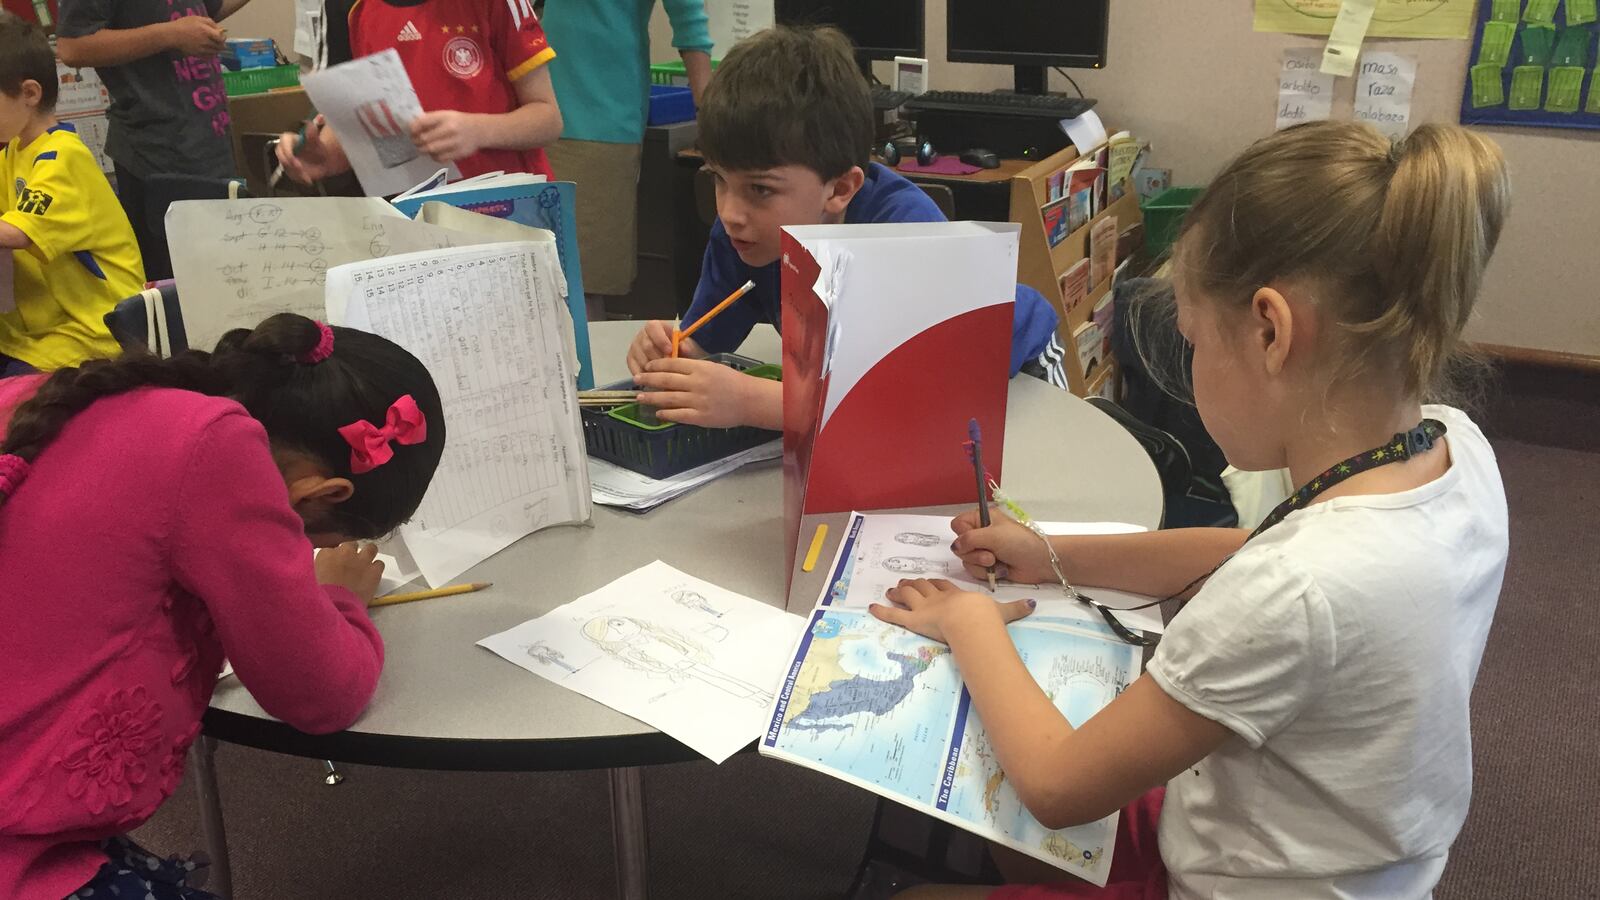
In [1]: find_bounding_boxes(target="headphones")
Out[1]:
[881,137,937,168]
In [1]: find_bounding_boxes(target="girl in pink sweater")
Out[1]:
[0,313,446,899]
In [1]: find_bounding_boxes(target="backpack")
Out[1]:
[1102,277,1236,529]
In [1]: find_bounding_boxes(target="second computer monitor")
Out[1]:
[774,0,926,61]
[948,0,1108,92]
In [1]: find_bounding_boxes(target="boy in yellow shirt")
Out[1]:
[0,13,144,376]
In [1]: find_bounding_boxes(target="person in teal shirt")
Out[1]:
[542,0,713,301]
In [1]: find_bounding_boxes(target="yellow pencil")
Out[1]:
[370,581,492,608]
[672,279,756,358]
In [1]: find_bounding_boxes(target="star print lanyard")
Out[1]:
[1079,419,1446,645]
[1246,418,1446,539]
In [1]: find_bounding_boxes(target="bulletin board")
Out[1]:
[1459,0,1600,129]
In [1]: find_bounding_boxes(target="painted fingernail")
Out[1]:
[1026,599,1037,609]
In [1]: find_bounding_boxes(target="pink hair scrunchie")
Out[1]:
[299,322,335,365]
[0,453,31,499]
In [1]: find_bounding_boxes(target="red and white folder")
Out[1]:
[781,222,1020,577]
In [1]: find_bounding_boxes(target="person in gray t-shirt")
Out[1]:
[56,0,258,279]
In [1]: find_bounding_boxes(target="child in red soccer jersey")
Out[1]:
[278,0,562,185]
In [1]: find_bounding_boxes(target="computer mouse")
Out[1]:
[960,148,1001,169]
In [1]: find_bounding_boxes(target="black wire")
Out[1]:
[1052,67,1087,98]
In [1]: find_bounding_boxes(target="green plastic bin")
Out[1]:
[222,64,299,97]
[648,58,721,86]
[1141,186,1204,258]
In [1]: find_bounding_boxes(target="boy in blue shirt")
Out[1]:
[627,25,1063,430]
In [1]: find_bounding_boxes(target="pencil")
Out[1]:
[672,279,756,358]
[968,418,998,592]
[370,581,492,608]
[578,390,639,407]
[268,115,321,190]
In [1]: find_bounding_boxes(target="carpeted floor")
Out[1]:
[133,435,1600,899]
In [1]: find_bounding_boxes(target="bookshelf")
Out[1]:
[1008,145,1142,399]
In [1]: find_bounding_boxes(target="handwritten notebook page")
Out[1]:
[167,197,499,352]
[332,242,591,586]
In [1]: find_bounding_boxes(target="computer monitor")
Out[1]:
[946,0,1109,94]
[774,0,926,68]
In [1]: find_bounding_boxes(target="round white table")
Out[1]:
[197,322,1161,898]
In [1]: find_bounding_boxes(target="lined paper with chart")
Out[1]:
[331,242,591,586]
[167,197,499,352]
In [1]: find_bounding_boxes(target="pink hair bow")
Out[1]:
[337,394,428,475]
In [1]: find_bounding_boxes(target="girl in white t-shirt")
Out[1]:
[885,121,1511,900]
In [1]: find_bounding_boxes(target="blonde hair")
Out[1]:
[1173,121,1510,399]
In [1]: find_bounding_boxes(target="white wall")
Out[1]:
[223,0,297,52]
[653,0,1600,357]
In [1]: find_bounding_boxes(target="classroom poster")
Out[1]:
[1254,0,1476,39]
[1459,0,1600,130]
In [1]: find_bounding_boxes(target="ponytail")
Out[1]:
[1368,124,1510,395]
[1172,120,1510,399]
[0,314,446,537]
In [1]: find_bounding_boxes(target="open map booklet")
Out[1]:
[759,512,1152,887]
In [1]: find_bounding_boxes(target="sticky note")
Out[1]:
[1478,22,1517,66]
[1321,0,1379,77]
[1470,64,1507,107]
[1523,0,1558,25]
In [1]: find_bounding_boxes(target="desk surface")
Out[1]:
[205,322,1161,770]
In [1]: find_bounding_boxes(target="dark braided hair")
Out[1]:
[0,314,445,538]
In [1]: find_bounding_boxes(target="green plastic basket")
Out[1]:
[1140,186,1205,258]
[649,58,721,86]
[582,354,780,479]
[222,64,300,97]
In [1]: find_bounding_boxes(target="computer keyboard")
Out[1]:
[869,85,914,110]
[903,90,1097,120]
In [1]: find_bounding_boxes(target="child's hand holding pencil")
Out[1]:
[949,509,1057,586]
[627,320,705,376]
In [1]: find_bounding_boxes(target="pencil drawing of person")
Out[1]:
[894,532,942,547]
[882,556,952,575]
[523,641,578,674]
[671,589,725,618]
[581,616,772,705]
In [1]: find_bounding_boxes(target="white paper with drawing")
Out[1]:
[166,197,497,351]
[478,561,806,763]
[332,242,591,587]
[820,512,1164,635]
[300,49,458,196]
